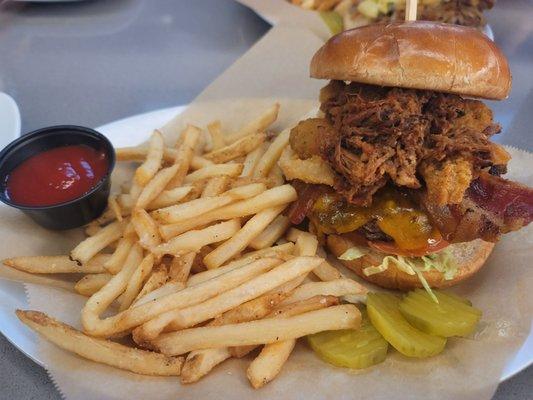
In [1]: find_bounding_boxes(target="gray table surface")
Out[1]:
[0,0,531,399]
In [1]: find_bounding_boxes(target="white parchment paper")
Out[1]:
[0,26,531,400]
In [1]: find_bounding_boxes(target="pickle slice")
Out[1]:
[307,314,388,369]
[399,289,481,337]
[367,292,446,358]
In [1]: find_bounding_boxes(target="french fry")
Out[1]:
[213,291,288,327]
[71,220,126,264]
[163,256,323,332]
[94,209,114,226]
[104,235,135,274]
[270,295,340,318]
[253,129,290,178]
[129,181,143,204]
[116,146,210,170]
[313,260,343,282]
[159,184,297,240]
[267,164,285,187]
[81,243,143,334]
[135,164,179,210]
[89,257,282,338]
[153,304,361,356]
[224,103,280,144]
[291,229,343,281]
[75,273,113,296]
[108,196,123,222]
[201,176,230,198]
[134,130,164,186]
[247,340,295,389]
[179,180,205,203]
[84,220,102,236]
[186,242,294,287]
[153,183,266,224]
[183,163,243,184]
[246,295,340,388]
[133,265,169,305]
[3,254,110,274]
[282,279,368,306]
[166,125,201,188]
[294,231,318,256]
[131,209,161,249]
[181,348,231,384]
[116,146,176,164]
[190,156,213,170]
[119,254,155,311]
[240,142,267,177]
[207,120,225,151]
[168,252,195,283]
[133,281,186,308]
[152,219,241,257]
[285,227,307,243]
[194,128,208,155]
[17,310,183,376]
[249,215,290,250]
[203,205,285,269]
[204,133,266,164]
[146,186,193,210]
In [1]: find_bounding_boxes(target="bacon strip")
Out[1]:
[421,172,533,243]
[286,181,329,225]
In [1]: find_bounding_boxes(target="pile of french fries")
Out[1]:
[6,104,368,389]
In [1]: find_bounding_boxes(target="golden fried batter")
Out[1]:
[289,118,335,160]
[420,158,473,205]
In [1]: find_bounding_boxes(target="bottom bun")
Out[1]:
[327,234,495,291]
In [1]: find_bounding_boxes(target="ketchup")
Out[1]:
[4,145,108,207]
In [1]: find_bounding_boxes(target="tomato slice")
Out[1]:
[368,238,449,258]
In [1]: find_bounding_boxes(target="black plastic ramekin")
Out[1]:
[0,125,115,230]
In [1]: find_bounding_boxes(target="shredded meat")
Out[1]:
[318,81,502,205]
[357,221,393,242]
[375,0,495,29]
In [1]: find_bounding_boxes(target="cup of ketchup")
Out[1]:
[0,125,115,230]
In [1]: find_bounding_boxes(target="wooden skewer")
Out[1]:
[405,0,418,21]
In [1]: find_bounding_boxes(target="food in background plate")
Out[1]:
[289,0,495,32]
[282,21,533,298]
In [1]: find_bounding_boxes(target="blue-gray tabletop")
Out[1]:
[0,0,531,399]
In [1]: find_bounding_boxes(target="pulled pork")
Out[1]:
[316,81,503,205]
[376,0,495,29]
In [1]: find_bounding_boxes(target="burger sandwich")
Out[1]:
[281,21,533,295]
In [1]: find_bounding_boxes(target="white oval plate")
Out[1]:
[0,105,529,382]
[0,93,21,150]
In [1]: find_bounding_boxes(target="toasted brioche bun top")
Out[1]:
[310,21,511,100]
[327,234,495,291]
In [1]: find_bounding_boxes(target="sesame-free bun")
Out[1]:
[327,234,495,290]
[310,21,511,100]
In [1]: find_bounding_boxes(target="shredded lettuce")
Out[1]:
[339,246,368,261]
[357,249,457,303]
[362,264,388,276]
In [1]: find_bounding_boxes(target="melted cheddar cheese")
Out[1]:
[311,189,441,251]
